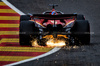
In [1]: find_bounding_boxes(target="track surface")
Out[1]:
[6,0,100,66]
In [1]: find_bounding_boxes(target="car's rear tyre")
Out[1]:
[71,20,90,45]
[20,21,39,45]
[76,14,85,20]
[20,15,31,21]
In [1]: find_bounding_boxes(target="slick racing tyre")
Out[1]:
[71,20,90,45]
[20,15,31,21]
[76,14,85,20]
[20,21,39,45]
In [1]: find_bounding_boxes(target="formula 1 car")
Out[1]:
[20,4,90,46]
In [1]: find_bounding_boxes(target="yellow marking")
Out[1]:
[0,9,16,13]
[0,2,6,6]
[0,47,53,52]
[0,56,33,61]
[0,38,19,43]
[0,31,19,35]
[0,16,20,20]
[0,24,19,27]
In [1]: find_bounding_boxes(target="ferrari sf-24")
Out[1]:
[20,4,90,46]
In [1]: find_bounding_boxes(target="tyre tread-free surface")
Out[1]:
[20,21,39,45]
[20,15,31,21]
[71,20,90,45]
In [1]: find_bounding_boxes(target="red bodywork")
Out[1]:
[30,9,76,27]
[31,19,75,27]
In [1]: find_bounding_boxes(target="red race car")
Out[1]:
[20,4,90,46]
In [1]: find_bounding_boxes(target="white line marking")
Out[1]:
[1,0,61,66]
[4,47,61,66]
[2,0,25,15]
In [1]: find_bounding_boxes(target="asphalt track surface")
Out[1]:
[6,0,100,66]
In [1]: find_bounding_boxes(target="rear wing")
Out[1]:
[32,14,77,19]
